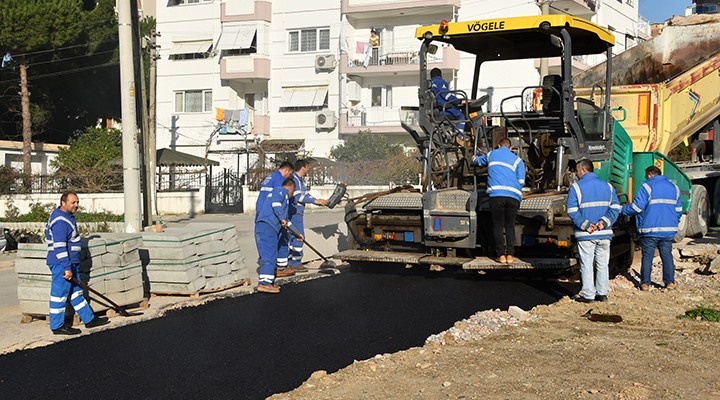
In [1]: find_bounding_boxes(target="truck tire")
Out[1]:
[713,179,720,227]
[674,214,687,243]
[686,184,708,238]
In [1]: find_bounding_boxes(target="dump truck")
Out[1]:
[336,15,689,271]
[575,15,720,240]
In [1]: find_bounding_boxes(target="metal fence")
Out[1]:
[0,171,206,194]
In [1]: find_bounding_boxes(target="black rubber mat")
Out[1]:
[0,267,575,399]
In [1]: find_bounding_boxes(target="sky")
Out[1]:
[639,0,692,24]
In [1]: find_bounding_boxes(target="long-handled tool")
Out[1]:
[71,277,136,317]
[285,225,339,274]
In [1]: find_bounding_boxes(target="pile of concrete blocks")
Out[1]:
[14,234,145,318]
[80,233,145,312]
[191,223,248,288]
[141,223,248,295]
[15,243,55,316]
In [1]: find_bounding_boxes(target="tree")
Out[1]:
[0,0,118,187]
[51,127,123,192]
[330,130,405,162]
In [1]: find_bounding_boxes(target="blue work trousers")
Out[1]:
[48,264,95,330]
[288,215,305,267]
[277,229,289,268]
[640,236,675,286]
[255,221,281,285]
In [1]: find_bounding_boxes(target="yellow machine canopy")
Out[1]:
[416,15,614,60]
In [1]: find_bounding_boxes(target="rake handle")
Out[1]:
[71,277,131,317]
[285,225,329,262]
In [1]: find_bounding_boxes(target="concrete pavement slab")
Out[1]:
[17,243,47,259]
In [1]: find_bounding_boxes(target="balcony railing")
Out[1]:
[346,106,402,128]
[345,44,448,68]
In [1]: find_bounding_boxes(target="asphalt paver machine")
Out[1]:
[337,15,636,271]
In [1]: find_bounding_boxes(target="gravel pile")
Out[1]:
[426,309,528,345]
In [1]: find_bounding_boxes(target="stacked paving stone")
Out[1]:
[14,233,145,317]
[15,243,56,316]
[141,223,248,294]
[80,233,145,312]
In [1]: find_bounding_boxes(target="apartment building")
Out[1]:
[155,0,643,173]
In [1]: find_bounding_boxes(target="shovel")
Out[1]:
[71,277,137,317]
[285,225,339,274]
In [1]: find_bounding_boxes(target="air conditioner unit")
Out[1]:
[315,109,337,130]
[315,54,336,72]
[347,79,361,103]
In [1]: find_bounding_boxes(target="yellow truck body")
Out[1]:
[607,54,720,155]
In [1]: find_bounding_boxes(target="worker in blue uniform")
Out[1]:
[255,178,302,293]
[255,161,295,277]
[567,159,621,303]
[473,137,526,264]
[46,192,109,335]
[621,166,682,291]
[430,67,466,132]
[287,160,328,272]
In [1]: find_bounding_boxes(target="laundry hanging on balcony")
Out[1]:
[215,108,249,134]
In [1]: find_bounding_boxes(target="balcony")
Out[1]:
[216,109,270,137]
[342,0,459,25]
[221,0,272,23]
[540,0,596,18]
[340,45,459,76]
[339,107,405,135]
[220,55,271,81]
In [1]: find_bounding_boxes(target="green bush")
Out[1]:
[677,306,720,322]
[0,201,123,223]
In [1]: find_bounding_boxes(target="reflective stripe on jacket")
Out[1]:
[621,175,682,238]
[567,172,621,241]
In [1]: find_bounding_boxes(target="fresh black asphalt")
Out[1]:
[0,266,577,399]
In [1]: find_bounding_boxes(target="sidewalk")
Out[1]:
[0,210,348,355]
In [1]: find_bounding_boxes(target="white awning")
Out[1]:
[169,40,213,55]
[217,26,256,50]
[280,87,328,107]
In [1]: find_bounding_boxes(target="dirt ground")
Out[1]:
[272,249,720,400]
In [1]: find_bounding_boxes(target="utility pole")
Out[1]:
[139,28,151,228]
[118,0,142,233]
[148,29,159,217]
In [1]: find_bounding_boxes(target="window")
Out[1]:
[246,92,267,115]
[287,27,330,53]
[167,0,212,6]
[371,86,392,107]
[168,40,213,60]
[279,86,328,112]
[218,27,257,56]
[174,90,212,113]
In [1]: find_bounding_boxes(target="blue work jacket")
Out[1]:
[621,175,682,238]
[255,170,286,213]
[256,186,292,232]
[45,208,82,269]
[473,146,526,202]
[567,172,621,241]
[289,172,316,217]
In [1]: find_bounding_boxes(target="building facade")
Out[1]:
[155,0,644,173]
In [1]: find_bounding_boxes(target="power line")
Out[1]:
[0,62,118,85]
[1,39,118,59]
[27,49,117,68]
